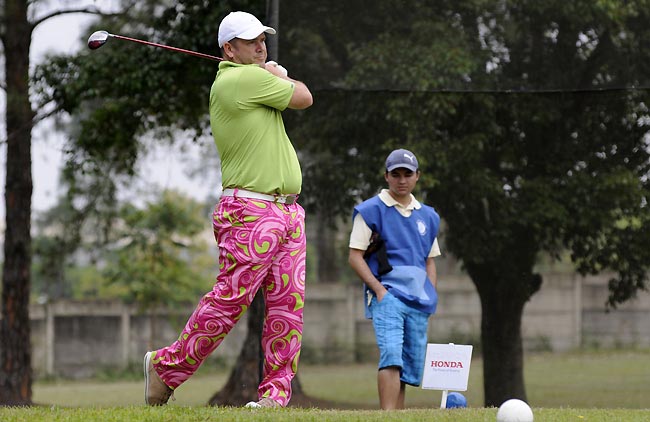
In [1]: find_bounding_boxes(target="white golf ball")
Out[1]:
[496,399,534,422]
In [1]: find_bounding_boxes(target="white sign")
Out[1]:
[421,343,473,391]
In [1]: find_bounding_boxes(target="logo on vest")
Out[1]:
[417,219,427,235]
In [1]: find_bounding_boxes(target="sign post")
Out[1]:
[421,343,473,408]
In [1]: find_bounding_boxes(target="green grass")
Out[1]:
[303,349,650,409]
[1,406,648,422]
[1,349,648,421]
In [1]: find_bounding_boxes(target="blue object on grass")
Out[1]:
[446,392,467,408]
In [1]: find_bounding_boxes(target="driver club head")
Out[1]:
[87,30,110,50]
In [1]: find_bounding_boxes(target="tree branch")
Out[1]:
[31,6,129,30]
[32,105,64,128]
[0,101,63,147]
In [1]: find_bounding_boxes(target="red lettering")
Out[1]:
[430,360,464,368]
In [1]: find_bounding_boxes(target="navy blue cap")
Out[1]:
[385,149,418,172]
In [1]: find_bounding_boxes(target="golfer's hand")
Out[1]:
[264,61,288,78]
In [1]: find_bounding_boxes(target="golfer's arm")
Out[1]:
[349,248,387,299]
[264,63,312,109]
[287,80,312,110]
[426,257,438,289]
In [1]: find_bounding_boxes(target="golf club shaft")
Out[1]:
[110,33,223,62]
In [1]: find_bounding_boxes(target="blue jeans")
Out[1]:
[369,291,430,386]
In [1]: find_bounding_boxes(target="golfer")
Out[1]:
[348,149,441,410]
[144,10,312,408]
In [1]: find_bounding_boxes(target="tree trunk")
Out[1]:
[468,263,541,408]
[315,212,340,283]
[0,0,34,406]
[265,0,280,61]
[479,287,526,407]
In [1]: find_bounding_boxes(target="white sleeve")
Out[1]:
[428,238,441,258]
[349,213,373,250]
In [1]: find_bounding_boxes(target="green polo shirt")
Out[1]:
[209,61,301,195]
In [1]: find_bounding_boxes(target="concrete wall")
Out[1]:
[581,276,650,348]
[25,273,650,378]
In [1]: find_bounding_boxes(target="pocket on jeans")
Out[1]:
[377,291,394,305]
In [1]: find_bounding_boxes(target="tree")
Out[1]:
[1,1,33,404]
[103,190,210,348]
[32,199,83,301]
[281,0,650,406]
[31,161,129,302]
[0,0,131,405]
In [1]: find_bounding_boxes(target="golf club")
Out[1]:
[87,30,223,62]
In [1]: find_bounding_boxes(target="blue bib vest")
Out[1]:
[353,196,440,318]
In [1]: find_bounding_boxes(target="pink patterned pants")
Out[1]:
[151,196,306,406]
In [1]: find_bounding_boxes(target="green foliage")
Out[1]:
[66,265,127,300]
[103,190,211,311]
[33,1,271,308]
[282,0,650,308]
[34,0,265,182]
[31,185,216,304]
[31,170,128,301]
[278,0,650,405]
[32,193,89,300]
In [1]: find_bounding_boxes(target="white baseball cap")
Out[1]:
[218,11,276,48]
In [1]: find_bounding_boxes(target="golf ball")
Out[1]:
[496,398,534,422]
